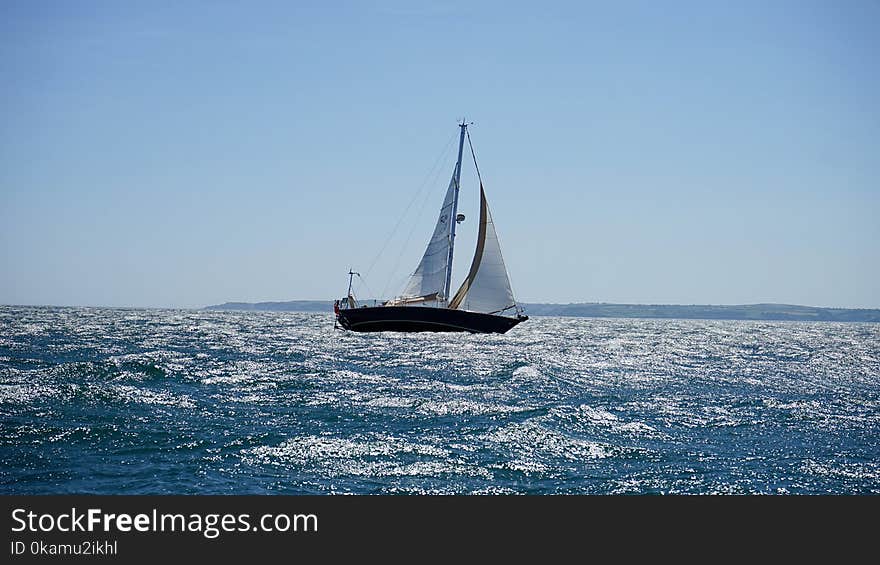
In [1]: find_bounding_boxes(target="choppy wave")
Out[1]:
[1,306,878,494]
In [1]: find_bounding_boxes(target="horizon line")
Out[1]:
[3,300,880,312]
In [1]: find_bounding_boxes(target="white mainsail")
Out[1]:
[449,184,517,314]
[397,173,457,303]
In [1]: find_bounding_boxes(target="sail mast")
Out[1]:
[445,120,467,303]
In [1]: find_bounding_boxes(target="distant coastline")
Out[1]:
[203,300,880,322]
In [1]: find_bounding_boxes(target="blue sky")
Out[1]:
[1,0,878,309]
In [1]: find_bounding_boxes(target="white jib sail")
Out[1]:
[449,184,516,314]
[398,173,457,302]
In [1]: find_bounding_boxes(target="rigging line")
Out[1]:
[466,129,483,186]
[383,272,412,298]
[380,164,445,300]
[352,273,380,305]
[379,136,457,300]
[466,129,524,314]
[360,131,458,286]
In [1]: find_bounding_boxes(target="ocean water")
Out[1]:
[1,306,878,495]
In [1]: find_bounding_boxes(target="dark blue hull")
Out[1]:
[336,306,527,334]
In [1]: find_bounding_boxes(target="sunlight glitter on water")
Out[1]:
[1,306,878,494]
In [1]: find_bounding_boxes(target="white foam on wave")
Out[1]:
[549,404,665,438]
[326,369,393,385]
[363,396,417,409]
[242,434,491,479]
[696,405,750,428]
[201,372,271,386]
[576,405,619,424]
[198,361,287,391]
[416,399,530,417]
[378,460,492,479]
[512,365,544,382]
[302,391,340,406]
[482,419,613,464]
[801,459,880,483]
[246,434,448,462]
[494,459,551,474]
[443,382,493,392]
[763,398,822,416]
[0,383,59,404]
[644,395,752,429]
[617,421,659,435]
[108,384,196,409]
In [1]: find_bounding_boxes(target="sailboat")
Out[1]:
[334,120,528,334]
